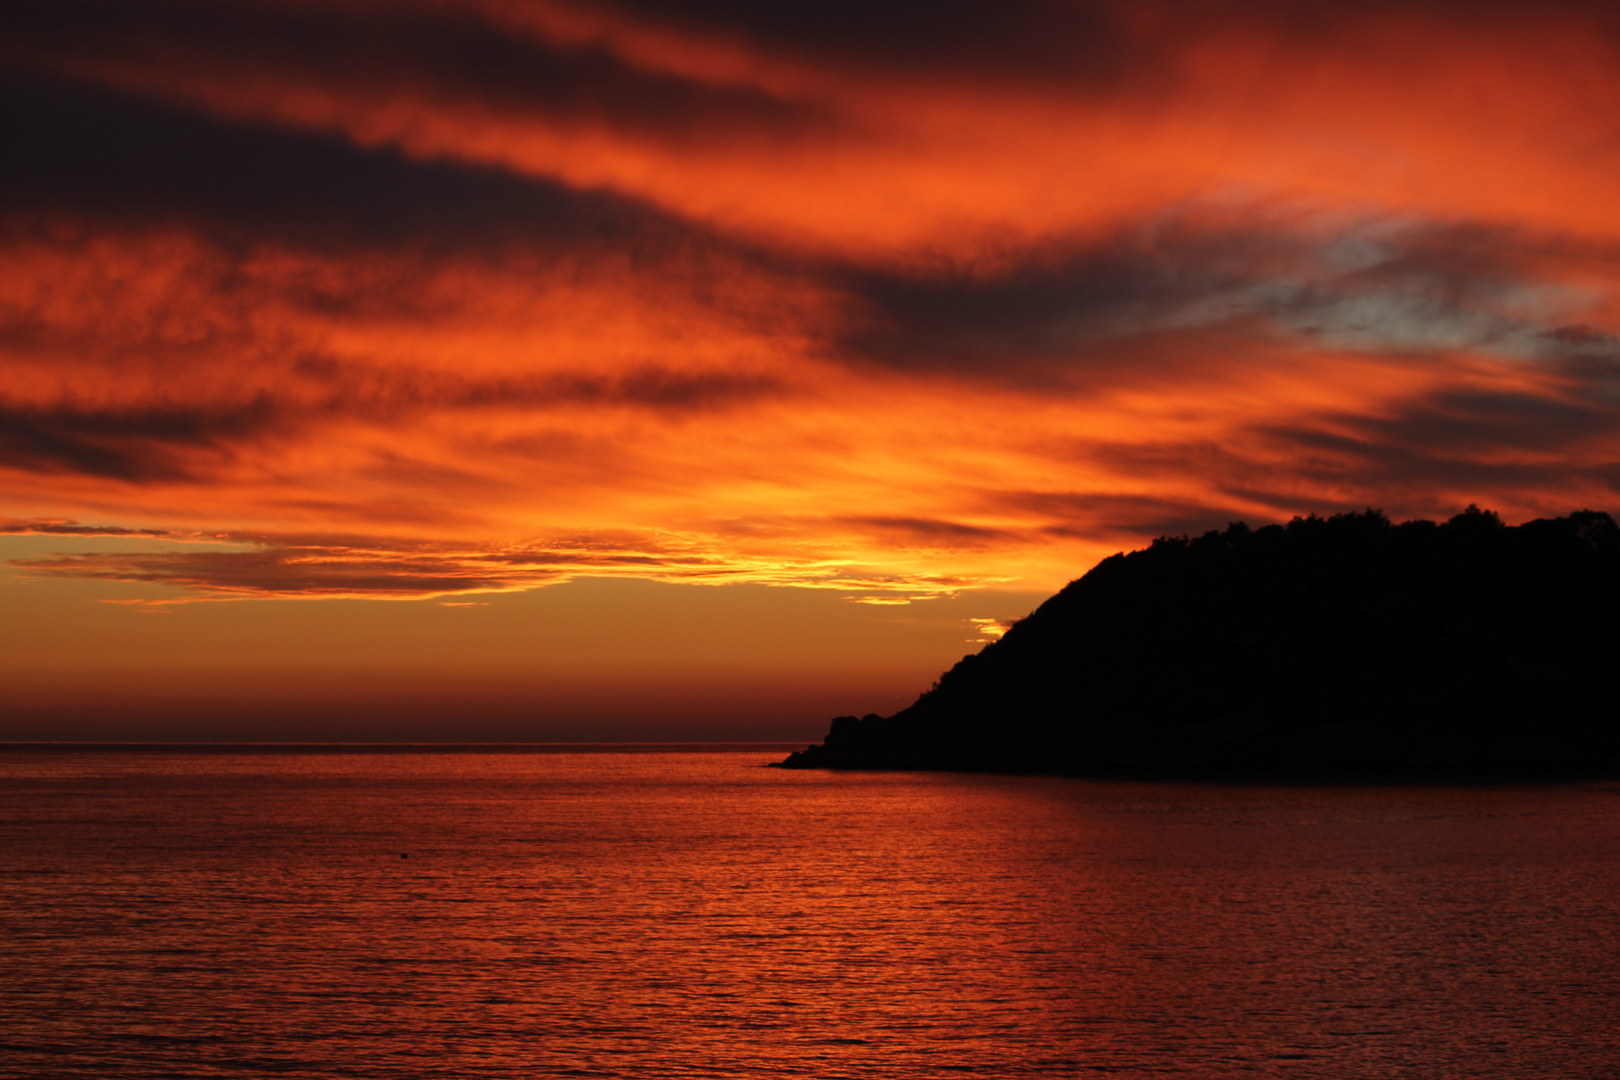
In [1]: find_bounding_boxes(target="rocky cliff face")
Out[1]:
[779,507,1620,777]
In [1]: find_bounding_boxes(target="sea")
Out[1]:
[2,745,1618,1079]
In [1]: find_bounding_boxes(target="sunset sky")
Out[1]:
[4,0,1619,739]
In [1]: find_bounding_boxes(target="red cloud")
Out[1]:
[1,0,1617,603]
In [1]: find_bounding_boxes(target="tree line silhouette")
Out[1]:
[779,507,1620,777]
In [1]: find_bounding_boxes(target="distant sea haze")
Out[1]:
[3,746,1618,1077]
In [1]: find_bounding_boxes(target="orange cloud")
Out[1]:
[1,0,1618,611]
[9,1,1620,258]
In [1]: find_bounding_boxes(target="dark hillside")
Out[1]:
[778,507,1620,777]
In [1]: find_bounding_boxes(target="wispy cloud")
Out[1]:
[1,0,1618,601]
[2,521,997,601]
[0,518,175,537]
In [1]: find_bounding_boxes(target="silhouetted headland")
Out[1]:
[778,507,1620,779]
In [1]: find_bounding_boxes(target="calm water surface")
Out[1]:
[2,747,1618,1078]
